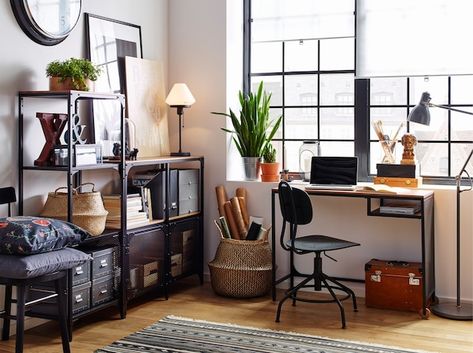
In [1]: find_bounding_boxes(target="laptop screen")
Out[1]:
[310,156,358,185]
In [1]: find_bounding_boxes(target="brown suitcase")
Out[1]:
[365,259,423,312]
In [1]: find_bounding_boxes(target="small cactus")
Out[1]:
[263,143,277,163]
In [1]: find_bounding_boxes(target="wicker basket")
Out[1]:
[40,183,108,236]
[208,238,272,298]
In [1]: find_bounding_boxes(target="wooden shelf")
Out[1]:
[19,90,124,101]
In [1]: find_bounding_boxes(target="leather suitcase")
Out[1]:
[365,259,423,312]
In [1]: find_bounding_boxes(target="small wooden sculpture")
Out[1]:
[401,133,417,165]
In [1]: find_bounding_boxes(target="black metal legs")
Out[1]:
[15,285,25,353]
[2,285,12,340]
[55,279,71,353]
[275,252,357,329]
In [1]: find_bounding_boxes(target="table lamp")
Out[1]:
[408,91,473,321]
[165,83,196,156]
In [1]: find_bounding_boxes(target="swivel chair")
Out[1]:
[276,181,360,328]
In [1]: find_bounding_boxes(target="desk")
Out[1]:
[271,186,435,318]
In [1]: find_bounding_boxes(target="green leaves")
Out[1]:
[46,58,102,91]
[212,81,282,157]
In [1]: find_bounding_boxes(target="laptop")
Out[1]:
[306,156,358,191]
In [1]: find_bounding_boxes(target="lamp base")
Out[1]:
[170,151,191,157]
[431,302,473,320]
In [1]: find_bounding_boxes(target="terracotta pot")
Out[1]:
[260,162,280,183]
[49,77,94,92]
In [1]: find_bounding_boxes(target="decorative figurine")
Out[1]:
[401,133,417,165]
[112,143,139,160]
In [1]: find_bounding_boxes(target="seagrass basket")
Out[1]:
[40,183,108,236]
[208,238,272,298]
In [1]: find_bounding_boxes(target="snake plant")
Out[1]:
[212,81,282,157]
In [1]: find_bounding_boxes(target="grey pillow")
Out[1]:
[0,248,92,279]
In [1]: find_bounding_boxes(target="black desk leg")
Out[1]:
[15,284,25,353]
[2,285,12,340]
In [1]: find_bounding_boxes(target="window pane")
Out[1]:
[285,75,318,106]
[285,40,318,72]
[319,142,354,156]
[370,141,404,174]
[283,141,304,172]
[409,108,448,141]
[251,42,282,73]
[271,140,284,165]
[451,76,473,104]
[370,78,407,105]
[370,108,407,140]
[451,109,473,142]
[320,74,354,105]
[409,76,448,105]
[251,76,283,106]
[284,108,318,139]
[320,108,354,139]
[269,108,283,139]
[416,143,449,176]
[451,143,473,176]
[320,38,354,71]
[251,0,354,42]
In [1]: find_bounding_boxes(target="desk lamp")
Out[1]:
[165,83,196,156]
[408,92,473,321]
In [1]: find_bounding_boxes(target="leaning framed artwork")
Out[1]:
[85,13,143,157]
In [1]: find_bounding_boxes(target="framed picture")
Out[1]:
[85,13,143,157]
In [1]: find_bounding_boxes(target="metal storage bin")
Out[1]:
[92,276,114,306]
[72,261,90,286]
[72,282,91,314]
[178,169,199,215]
[90,247,114,279]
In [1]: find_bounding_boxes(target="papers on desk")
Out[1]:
[354,184,411,194]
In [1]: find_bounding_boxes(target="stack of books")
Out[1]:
[103,194,149,230]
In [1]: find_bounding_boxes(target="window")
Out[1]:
[247,1,356,173]
[244,0,473,181]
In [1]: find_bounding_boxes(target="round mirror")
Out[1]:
[11,0,82,46]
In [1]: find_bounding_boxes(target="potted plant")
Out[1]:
[260,143,280,182]
[46,58,101,91]
[213,81,282,181]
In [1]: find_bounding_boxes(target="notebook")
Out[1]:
[306,156,358,191]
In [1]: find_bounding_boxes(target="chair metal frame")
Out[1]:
[276,181,358,329]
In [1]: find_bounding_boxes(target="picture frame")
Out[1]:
[85,13,143,158]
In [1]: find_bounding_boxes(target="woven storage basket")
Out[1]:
[40,183,108,236]
[208,238,272,298]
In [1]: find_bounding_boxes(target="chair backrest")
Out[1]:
[0,187,16,217]
[278,181,312,225]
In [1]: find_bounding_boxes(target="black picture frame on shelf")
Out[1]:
[85,13,143,158]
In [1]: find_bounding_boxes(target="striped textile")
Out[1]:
[96,315,432,353]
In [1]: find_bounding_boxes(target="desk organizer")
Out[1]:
[208,238,272,298]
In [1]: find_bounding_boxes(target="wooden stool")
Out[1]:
[0,271,70,353]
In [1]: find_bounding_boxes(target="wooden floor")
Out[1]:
[0,280,471,353]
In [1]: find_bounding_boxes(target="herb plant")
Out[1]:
[46,58,101,91]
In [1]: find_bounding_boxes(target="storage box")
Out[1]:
[376,163,416,178]
[373,176,422,188]
[171,254,182,278]
[182,230,195,273]
[365,259,423,312]
[143,259,159,287]
[92,276,114,306]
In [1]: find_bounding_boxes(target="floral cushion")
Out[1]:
[0,216,89,255]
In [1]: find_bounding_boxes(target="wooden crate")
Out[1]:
[374,176,422,188]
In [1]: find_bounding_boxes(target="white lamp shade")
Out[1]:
[165,83,196,106]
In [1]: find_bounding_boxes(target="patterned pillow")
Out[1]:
[0,216,89,255]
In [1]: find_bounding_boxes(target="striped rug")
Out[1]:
[96,315,432,353]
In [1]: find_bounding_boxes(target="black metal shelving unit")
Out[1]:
[18,90,204,333]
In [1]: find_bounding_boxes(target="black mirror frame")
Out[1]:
[10,0,82,46]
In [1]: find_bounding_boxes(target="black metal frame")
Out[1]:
[271,187,436,319]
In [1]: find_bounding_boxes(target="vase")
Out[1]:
[242,157,261,181]
[260,162,280,182]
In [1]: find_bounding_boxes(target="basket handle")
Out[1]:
[54,183,96,195]
[74,183,96,193]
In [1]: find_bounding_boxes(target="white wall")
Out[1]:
[168,0,473,302]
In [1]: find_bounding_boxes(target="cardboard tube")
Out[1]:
[238,196,250,229]
[231,197,247,239]
[236,187,247,200]
[224,201,239,239]
[215,185,228,217]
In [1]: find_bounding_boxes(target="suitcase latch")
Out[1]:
[408,273,420,286]
[371,270,382,282]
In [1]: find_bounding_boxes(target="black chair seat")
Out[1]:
[286,235,360,253]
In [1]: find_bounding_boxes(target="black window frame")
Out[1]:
[243,0,471,184]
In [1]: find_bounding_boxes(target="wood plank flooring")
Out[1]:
[0,280,471,353]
